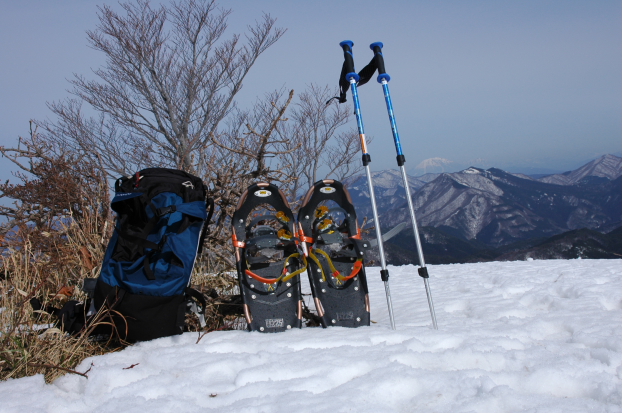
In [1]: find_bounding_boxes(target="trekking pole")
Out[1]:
[368,42,438,329]
[339,40,396,330]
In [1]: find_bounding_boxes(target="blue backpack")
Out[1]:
[93,168,213,342]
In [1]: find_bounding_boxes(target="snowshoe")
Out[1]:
[298,180,371,328]
[232,183,303,332]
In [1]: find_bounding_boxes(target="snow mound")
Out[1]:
[1,259,620,413]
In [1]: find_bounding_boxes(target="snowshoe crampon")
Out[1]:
[298,180,371,328]
[232,183,303,332]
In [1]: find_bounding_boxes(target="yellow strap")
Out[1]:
[315,205,329,219]
[314,248,363,284]
[244,252,305,288]
[307,251,326,282]
[276,210,290,224]
[314,248,339,277]
[282,253,307,282]
[314,248,343,285]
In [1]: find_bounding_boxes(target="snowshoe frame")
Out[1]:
[298,180,371,328]
[232,183,303,332]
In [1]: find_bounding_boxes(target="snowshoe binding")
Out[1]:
[232,183,303,332]
[298,180,371,328]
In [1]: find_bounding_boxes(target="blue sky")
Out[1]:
[0,0,620,177]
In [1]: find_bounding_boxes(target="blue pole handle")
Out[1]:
[340,40,354,49]
[369,42,390,83]
[340,40,360,82]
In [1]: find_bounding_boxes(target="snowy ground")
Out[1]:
[1,259,621,413]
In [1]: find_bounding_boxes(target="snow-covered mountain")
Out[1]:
[407,168,539,242]
[344,169,429,220]
[2,259,620,412]
[538,154,622,185]
[350,155,622,246]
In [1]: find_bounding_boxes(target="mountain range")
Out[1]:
[346,154,621,264]
[373,225,621,266]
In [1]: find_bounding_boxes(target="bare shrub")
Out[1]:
[0,128,113,382]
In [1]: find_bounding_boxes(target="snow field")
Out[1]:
[0,259,620,413]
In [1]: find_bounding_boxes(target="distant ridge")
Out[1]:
[537,154,622,185]
[372,225,622,265]
[348,154,622,253]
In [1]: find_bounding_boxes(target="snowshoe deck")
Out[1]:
[232,183,303,332]
[298,180,371,328]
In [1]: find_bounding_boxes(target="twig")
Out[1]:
[82,362,95,376]
[27,362,89,378]
[196,324,230,344]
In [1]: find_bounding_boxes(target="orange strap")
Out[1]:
[313,249,363,283]
[231,233,245,248]
[333,260,363,281]
[244,270,281,284]
[245,269,280,284]
[350,228,363,240]
[299,235,314,243]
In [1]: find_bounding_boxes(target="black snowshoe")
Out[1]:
[298,180,371,328]
[231,183,303,332]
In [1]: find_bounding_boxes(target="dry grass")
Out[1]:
[0,211,113,383]
[190,260,246,332]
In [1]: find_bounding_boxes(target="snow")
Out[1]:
[463,167,482,174]
[450,172,504,196]
[1,259,621,413]
[415,157,453,173]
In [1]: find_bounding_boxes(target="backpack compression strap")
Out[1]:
[116,199,210,280]
[197,197,215,256]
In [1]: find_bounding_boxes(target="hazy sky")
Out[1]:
[1,0,620,177]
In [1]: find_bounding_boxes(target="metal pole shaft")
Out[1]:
[350,78,396,330]
[366,164,395,330]
[381,79,438,329]
[399,165,438,329]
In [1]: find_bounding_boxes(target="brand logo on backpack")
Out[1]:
[182,181,194,189]
[320,186,336,194]
[254,190,272,197]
